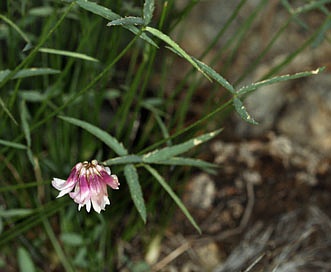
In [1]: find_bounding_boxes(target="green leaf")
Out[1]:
[0,68,59,83]
[238,67,325,96]
[144,165,201,234]
[0,208,33,218]
[20,100,31,147]
[76,0,157,47]
[29,6,55,17]
[17,117,34,168]
[0,139,27,149]
[233,97,258,125]
[18,247,36,272]
[59,116,128,156]
[143,129,222,163]
[38,47,99,62]
[19,91,45,102]
[107,16,145,27]
[143,0,155,25]
[76,0,119,20]
[13,68,60,79]
[124,164,147,223]
[0,14,31,43]
[60,232,84,246]
[104,155,142,165]
[145,27,209,79]
[193,58,235,93]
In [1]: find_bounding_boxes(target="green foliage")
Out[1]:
[18,247,36,272]
[124,164,146,223]
[0,0,328,270]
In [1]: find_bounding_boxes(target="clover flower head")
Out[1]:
[52,160,119,213]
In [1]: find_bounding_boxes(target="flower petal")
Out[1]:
[101,172,120,189]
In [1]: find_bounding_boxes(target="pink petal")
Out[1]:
[101,172,120,189]
[52,178,76,198]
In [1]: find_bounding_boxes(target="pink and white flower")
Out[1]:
[52,160,119,213]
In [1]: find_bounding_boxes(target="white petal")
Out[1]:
[91,198,101,213]
[51,178,66,189]
[57,186,76,198]
[85,200,91,212]
[105,167,111,175]
[104,196,110,205]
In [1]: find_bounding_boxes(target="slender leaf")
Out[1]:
[238,67,324,96]
[0,68,60,83]
[76,0,157,47]
[76,0,120,20]
[0,139,27,149]
[193,58,235,93]
[0,14,30,43]
[38,47,99,62]
[29,6,54,17]
[124,164,147,223]
[143,129,222,163]
[19,91,45,102]
[60,232,84,246]
[144,165,201,234]
[145,26,209,79]
[107,16,145,27]
[233,97,258,125]
[20,100,35,166]
[104,155,142,165]
[59,116,128,156]
[14,68,60,79]
[18,114,35,167]
[20,100,31,147]
[18,247,36,272]
[143,0,155,25]
[0,208,33,218]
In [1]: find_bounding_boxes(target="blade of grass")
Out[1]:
[38,48,99,62]
[144,165,201,234]
[17,247,36,272]
[142,129,222,163]
[0,14,31,44]
[104,155,143,165]
[124,164,147,223]
[0,139,26,149]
